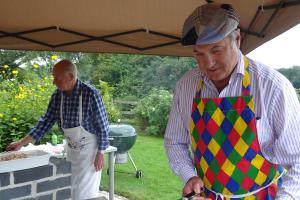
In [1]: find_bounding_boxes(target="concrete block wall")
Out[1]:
[0,157,71,200]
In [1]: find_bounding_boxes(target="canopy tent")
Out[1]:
[0,0,299,56]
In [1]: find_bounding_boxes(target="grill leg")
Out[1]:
[108,151,115,200]
[128,152,143,178]
[128,152,138,171]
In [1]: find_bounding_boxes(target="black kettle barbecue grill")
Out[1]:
[108,124,142,178]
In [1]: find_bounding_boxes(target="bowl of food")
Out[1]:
[0,150,51,173]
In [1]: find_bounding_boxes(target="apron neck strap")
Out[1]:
[242,56,250,96]
[79,95,82,125]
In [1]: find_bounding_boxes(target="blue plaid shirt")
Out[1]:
[29,79,109,150]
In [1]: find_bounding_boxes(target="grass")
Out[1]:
[100,134,183,200]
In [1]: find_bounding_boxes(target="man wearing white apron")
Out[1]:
[7,59,109,200]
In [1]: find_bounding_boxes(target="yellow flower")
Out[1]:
[33,64,39,69]
[2,71,5,74]
[51,55,58,60]
[3,65,9,69]
[12,70,18,75]
[15,93,26,99]
[12,117,17,121]
[0,113,3,118]
[19,85,26,92]
[43,77,49,81]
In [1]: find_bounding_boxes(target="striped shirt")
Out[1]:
[164,51,300,200]
[29,79,109,150]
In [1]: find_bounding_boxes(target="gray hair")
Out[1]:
[227,29,240,49]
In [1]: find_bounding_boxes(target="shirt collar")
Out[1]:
[234,50,245,76]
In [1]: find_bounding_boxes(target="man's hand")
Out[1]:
[6,140,23,151]
[94,151,105,171]
[183,176,211,200]
[6,135,33,151]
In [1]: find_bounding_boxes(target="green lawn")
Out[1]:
[100,134,183,200]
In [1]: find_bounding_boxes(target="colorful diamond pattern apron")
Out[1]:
[189,56,286,200]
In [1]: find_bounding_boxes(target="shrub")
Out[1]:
[0,74,61,151]
[134,88,172,136]
[96,80,121,122]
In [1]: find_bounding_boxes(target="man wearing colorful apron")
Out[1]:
[7,59,109,200]
[165,3,300,200]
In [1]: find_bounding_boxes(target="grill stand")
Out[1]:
[128,152,143,178]
[107,152,143,178]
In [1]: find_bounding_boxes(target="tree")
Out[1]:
[278,66,300,88]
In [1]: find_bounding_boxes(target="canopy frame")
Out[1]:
[0,0,299,54]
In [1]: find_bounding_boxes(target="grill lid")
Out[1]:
[109,124,136,137]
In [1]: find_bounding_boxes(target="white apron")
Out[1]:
[61,94,101,200]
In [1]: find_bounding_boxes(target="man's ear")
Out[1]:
[67,72,75,81]
[235,29,241,48]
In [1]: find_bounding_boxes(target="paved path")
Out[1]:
[89,191,129,200]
